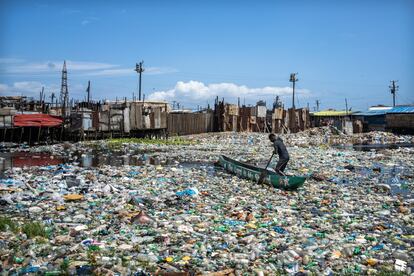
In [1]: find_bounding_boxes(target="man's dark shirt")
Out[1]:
[273,137,289,160]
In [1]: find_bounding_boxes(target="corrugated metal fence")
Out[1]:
[167,113,214,136]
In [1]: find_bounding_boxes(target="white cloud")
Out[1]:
[148,80,310,107]
[65,61,114,71]
[13,81,43,92]
[0,58,177,77]
[146,67,178,75]
[86,68,134,76]
[0,83,8,93]
[0,58,25,64]
[81,16,99,26]
[0,80,92,100]
[0,60,117,74]
[62,9,81,14]
[85,66,178,77]
[0,81,60,97]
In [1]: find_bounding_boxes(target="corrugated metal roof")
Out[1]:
[312,110,352,116]
[312,106,414,117]
[388,106,414,113]
[354,110,388,116]
[354,105,414,116]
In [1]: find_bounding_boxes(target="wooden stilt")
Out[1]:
[29,127,32,145]
[19,128,23,144]
[37,126,41,144]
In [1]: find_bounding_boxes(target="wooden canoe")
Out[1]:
[218,155,306,190]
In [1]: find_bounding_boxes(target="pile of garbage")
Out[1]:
[0,130,413,275]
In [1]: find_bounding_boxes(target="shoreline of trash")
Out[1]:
[1,128,413,275]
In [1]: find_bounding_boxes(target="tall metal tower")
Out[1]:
[60,60,69,116]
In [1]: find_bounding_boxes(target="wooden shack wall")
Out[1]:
[99,111,109,131]
[123,108,130,133]
[386,114,414,129]
[225,104,239,116]
[130,104,143,130]
[130,104,167,130]
[110,109,123,131]
[92,111,99,130]
[167,113,214,135]
[0,115,13,128]
[150,107,167,129]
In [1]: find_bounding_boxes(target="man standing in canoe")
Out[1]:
[269,133,290,175]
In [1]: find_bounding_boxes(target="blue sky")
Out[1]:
[0,0,413,110]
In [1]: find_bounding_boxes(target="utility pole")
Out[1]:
[289,73,298,109]
[345,98,348,115]
[316,100,321,112]
[39,86,44,112]
[86,80,91,103]
[50,93,55,108]
[40,86,44,105]
[316,100,320,112]
[135,61,144,101]
[389,80,398,107]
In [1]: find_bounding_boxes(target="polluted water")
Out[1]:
[0,128,413,275]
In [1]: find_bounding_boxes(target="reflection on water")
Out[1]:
[0,150,170,172]
[328,161,413,199]
[333,143,414,151]
[0,146,412,198]
[72,150,168,168]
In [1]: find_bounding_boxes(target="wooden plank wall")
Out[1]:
[167,113,214,136]
[386,114,414,129]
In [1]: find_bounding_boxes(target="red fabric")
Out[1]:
[14,114,63,127]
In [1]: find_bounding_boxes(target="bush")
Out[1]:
[0,217,18,232]
[21,222,47,238]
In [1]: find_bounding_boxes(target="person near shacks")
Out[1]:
[268,133,290,175]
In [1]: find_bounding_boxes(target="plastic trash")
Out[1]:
[0,129,412,274]
[175,187,199,197]
[395,259,407,272]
